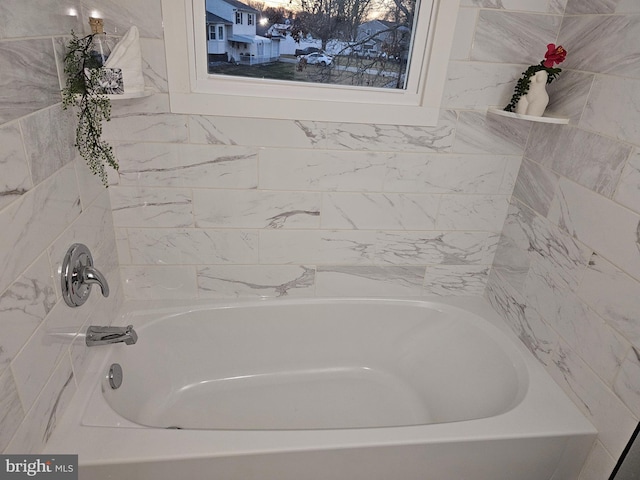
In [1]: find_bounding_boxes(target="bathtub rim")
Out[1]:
[44,295,597,467]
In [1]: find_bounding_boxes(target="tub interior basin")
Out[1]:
[99,300,529,430]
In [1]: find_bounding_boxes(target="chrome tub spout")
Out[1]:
[86,325,138,347]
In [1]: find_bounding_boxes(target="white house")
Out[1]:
[354,19,410,59]
[206,0,280,65]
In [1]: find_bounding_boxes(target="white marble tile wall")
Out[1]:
[488,4,640,478]
[0,5,123,454]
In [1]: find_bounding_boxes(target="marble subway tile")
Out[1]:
[581,75,640,146]
[548,178,640,281]
[103,108,189,143]
[315,266,425,297]
[436,194,510,231]
[525,124,631,198]
[545,70,595,124]
[615,149,640,215]
[578,441,617,480]
[443,62,527,109]
[549,341,636,459]
[323,110,457,152]
[115,143,258,188]
[321,192,439,230]
[471,11,562,65]
[0,368,24,452]
[120,266,198,299]
[259,149,388,192]
[513,158,559,217]
[614,347,640,418]
[0,122,32,210]
[423,265,489,296]
[0,254,56,375]
[559,15,640,79]
[74,157,105,209]
[452,111,531,155]
[109,186,193,228]
[565,0,622,15]
[616,0,640,13]
[194,190,321,229]
[0,1,82,39]
[127,228,259,265]
[20,105,77,186]
[460,0,550,11]
[197,265,316,298]
[0,39,60,124]
[548,0,568,14]
[577,254,640,349]
[0,165,81,295]
[140,39,168,93]
[384,154,520,194]
[114,227,132,265]
[189,116,326,148]
[5,356,76,454]
[450,8,478,61]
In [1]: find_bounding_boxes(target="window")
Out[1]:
[208,24,216,40]
[218,25,224,40]
[235,11,242,24]
[162,0,460,126]
[247,13,253,26]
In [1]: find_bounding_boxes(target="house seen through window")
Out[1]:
[205,0,418,89]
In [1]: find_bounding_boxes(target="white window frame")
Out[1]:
[162,0,459,126]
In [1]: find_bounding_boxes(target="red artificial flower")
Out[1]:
[543,43,567,67]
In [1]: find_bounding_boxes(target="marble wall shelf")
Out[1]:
[487,107,569,124]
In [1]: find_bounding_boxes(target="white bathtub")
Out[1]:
[45,297,596,480]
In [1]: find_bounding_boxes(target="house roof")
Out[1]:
[206,11,233,24]
[228,34,257,43]
[220,0,260,14]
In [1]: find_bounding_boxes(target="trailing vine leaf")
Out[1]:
[61,31,118,187]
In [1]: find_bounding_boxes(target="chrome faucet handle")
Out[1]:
[61,243,110,307]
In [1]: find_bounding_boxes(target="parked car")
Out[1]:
[301,52,333,66]
[294,47,322,57]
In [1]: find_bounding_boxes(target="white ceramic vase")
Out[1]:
[515,70,549,117]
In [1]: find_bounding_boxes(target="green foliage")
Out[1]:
[504,62,562,113]
[61,32,118,187]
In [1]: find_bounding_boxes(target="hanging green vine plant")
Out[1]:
[61,32,118,187]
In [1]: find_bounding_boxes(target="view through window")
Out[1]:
[204,0,419,89]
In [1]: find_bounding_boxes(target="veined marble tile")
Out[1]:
[525,123,631,199]
[109,186,193,228]
[103,110,188,143]
[0,122,32,209]
[323,110,457,153]
[581,75,640,146]
[452,111,531,155]
[556,293,628,386]
[578,441,617,480]
[5,356,76,454]
[546,71,594,124]
[0,39,60,124]
[471,11,562,65]
[140,39,168,93]
[198,265,316,298]
[443,62,527,109]
[615,149,640,215]
[450,8,478,60]
[614,347,640,418]
[0,368,24,452]
[548,0,568,14]
[423,265,489,296]
[127,228,259,265]
[513,158,559,217]
[0,253,56,374]
[74,157,105,209]
[0,1,82,38]
[577,254,640,348]
[121,266,198,299]
[194,190,321,229]
[616,0,640,13]
[0,165,81,295]
[436,194,510,231]
[20,105,76,186]
[549,341,636,459]
[485,269,557,365]
[384,153,520,194]
[460,0,550,11]
[490,201,534,293]
[548,178,640,281]
[315,266,425,297]
[115,143,258,188]
[564,0,620,14]
[260,230,497,266]
[189,116,326,148]
[115,227,132,265]
[321,192,439,230]
[559,15,640,79]
[259,149,388,192]
[80,0,163,39]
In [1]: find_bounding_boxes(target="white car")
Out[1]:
[301,52,333,66]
